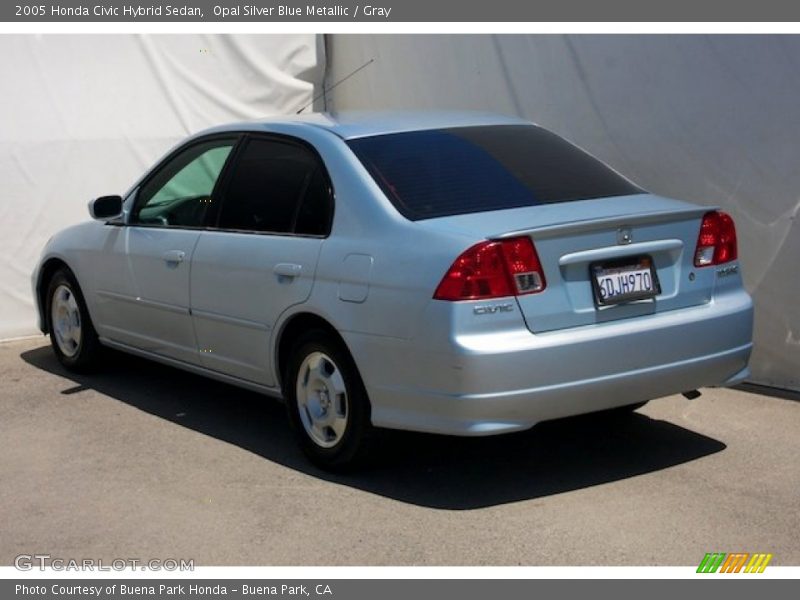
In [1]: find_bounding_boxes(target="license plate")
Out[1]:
[591,256,660,306]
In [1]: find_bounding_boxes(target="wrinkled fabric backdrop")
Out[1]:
[1,34,797,391]
[0,34,323,336]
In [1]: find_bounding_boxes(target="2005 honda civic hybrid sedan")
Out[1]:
[33,111,753,468]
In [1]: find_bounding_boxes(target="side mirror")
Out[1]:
[88,195,123,221]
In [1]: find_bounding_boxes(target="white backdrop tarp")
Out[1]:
[327,34,800,390]
[0,34,323,338]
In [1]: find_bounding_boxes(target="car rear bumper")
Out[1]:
[350,289,753,435]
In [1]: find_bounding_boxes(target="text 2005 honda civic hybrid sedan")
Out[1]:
[33,111,753,468]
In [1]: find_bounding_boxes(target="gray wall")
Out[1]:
[328,34,800,391]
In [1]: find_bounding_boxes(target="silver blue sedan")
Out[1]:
[32,111,753,469]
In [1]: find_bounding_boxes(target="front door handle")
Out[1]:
[162,250,186,265]
[273,263,302,278]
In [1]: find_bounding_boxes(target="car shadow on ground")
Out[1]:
[22,345,726,510]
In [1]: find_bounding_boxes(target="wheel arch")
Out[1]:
[274,311,360,393]
[36,257,74,334]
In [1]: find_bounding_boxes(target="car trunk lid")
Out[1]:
[421,193,715,333]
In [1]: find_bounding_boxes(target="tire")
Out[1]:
[284,329,375,470]
[45,268,103,372]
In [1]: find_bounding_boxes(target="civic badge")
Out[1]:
[617,227,633,245]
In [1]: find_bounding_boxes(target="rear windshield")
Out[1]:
[347,124,641,220]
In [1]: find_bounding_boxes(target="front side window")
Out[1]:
[216,138,332,236]
[347,124,641,220]
[133,138,236,227]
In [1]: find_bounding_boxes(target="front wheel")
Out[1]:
[284,330,374,470]
[46,268,102,371]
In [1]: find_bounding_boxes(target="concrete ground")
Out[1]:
[1,337,798,566]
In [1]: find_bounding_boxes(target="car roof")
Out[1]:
[202,110,532,140]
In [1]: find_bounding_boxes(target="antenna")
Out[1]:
[296,58,375,115]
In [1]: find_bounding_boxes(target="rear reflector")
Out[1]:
[694,211,738,267]
[433,236,546,301]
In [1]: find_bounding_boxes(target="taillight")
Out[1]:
[694,210,738,267]
[433,236,546,301]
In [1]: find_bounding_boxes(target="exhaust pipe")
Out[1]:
[682,389,702,400]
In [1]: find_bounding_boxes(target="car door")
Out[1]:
[93,135,239,363]
[189,134,333,386]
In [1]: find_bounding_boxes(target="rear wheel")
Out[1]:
[46,268,102,371]
[284,330,374,470]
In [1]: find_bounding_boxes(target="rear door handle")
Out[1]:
[162,250,186,264]
[273,263,302,278]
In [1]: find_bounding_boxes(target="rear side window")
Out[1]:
[217,138,332,235]
[347,124,641,220]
